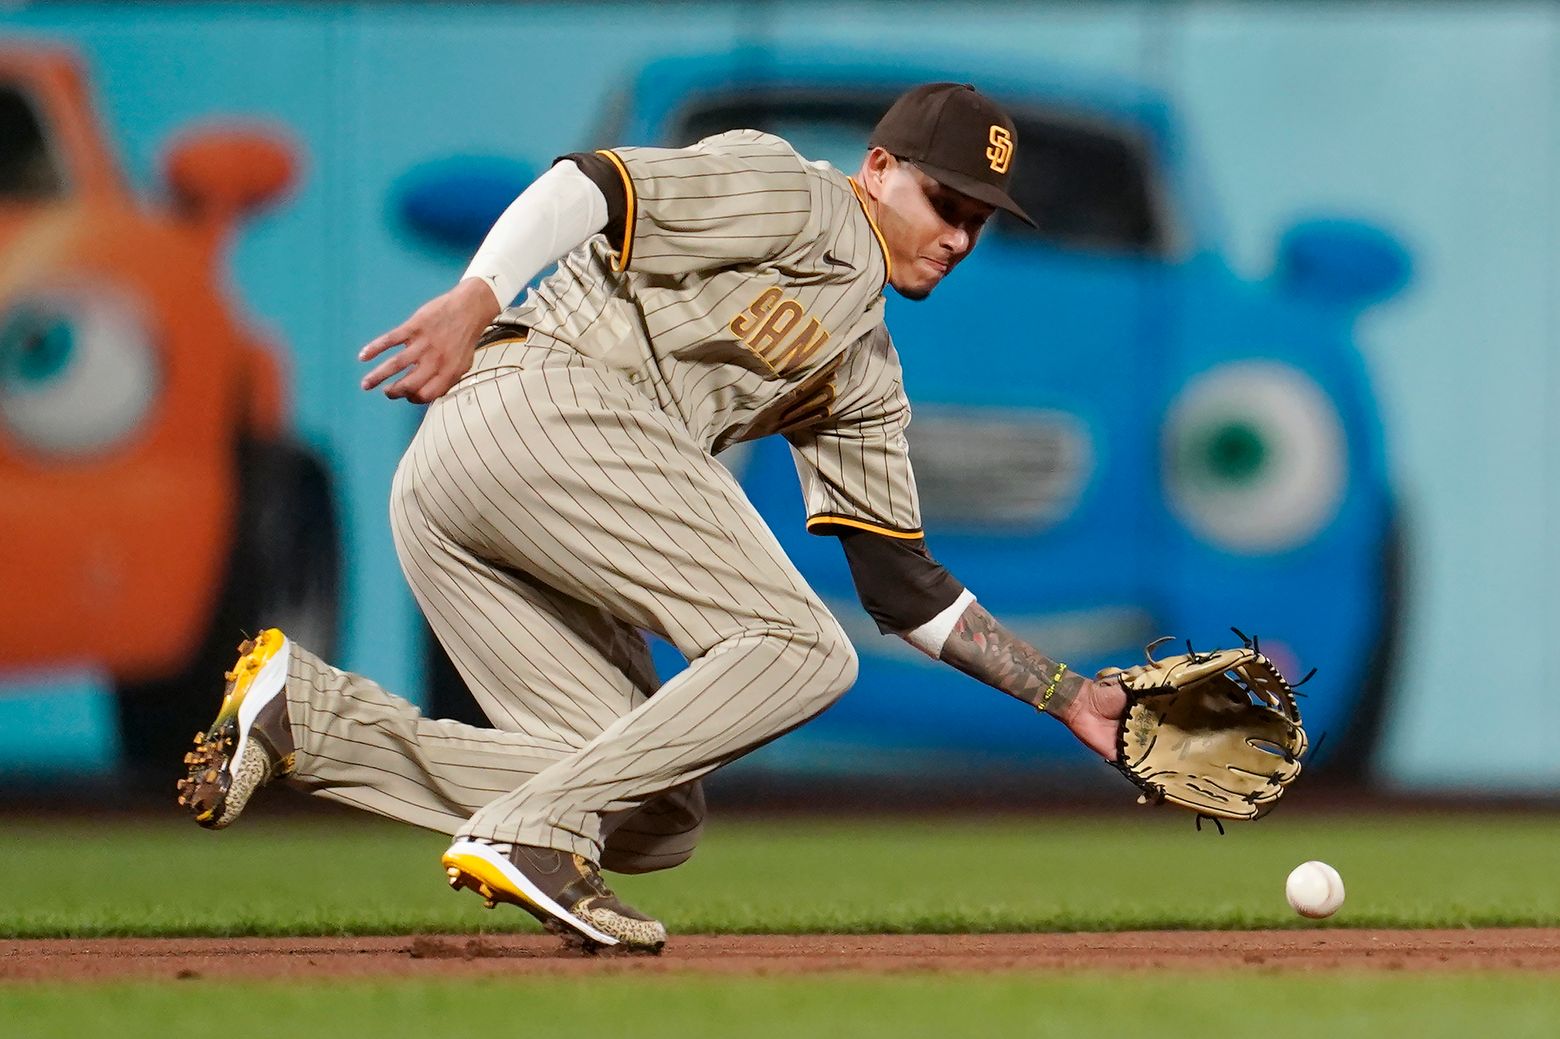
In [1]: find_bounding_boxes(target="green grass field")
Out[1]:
[8,975,1560,1039]
[4,807,1558,1038]
[2,808,1556,936]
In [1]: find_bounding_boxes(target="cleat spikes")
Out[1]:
[178,628,293,831]
[483,900,496,909]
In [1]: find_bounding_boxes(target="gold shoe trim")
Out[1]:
[440,843,620,947]
[440,851,534,912]
[211,629,288,731]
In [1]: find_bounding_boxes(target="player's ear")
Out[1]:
[859,147,895,197]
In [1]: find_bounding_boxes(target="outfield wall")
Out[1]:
[0,1,1555,793]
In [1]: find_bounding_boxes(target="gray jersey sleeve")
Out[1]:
[599,131,818,276]
[787,326,922,538]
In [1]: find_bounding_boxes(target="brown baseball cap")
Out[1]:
[869,82,1035,227]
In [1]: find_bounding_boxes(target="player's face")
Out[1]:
[864,152,995,301]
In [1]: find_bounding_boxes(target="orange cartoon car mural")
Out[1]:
[0,46,338,778]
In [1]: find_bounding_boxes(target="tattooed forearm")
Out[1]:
[939,600,1087,715]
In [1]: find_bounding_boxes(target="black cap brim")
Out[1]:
[913,159,1036,228]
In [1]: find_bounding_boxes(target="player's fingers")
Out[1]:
[357,334,396,363]
[402,355,465,404]
[408,368,459,405]
[388,352,455,400]
[358,322,416,363]
[385,363,431,400]
[361,346,418,391]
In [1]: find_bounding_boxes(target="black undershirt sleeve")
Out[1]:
[559,152,628,248]
[836,529,966,635]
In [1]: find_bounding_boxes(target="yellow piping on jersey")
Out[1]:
[597,149,637,271]
[806,515,922,539]
[848,177,893,290]
[475,334,529,351]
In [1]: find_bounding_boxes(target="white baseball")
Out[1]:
[1285,860,1345,918]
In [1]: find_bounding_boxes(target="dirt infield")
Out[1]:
[3,930,1559,982]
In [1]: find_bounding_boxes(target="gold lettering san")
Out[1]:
[730,288,832,374]
[769,318,831,371]
[749,300,804,354]
[728,286,782,339]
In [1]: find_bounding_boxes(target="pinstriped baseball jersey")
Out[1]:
[495,130,922,538]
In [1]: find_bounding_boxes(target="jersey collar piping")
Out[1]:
[848,177,893,291]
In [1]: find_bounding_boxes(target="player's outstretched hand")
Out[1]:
[1051,673,1128,762]
[359,278,502,404]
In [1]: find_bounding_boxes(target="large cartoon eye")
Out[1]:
[1163,361,1346,553]
[0,289,159,456]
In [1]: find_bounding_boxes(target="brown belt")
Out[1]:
[476,325,530,350]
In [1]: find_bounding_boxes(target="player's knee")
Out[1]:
[796,618,858,709]
[825,622,859,693]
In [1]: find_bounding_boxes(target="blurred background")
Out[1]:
[1,0,1556,807]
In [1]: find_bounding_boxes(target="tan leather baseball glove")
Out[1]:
[1101,635,1309,823]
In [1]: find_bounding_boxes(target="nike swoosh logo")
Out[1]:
[822,251,853,269]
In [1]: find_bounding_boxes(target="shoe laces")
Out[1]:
[571,854,612,897]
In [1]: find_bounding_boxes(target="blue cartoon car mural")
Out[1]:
[396,49,1410,777]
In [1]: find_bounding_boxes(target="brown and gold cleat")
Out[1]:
[441,839,666,955]
[177,628,296,829]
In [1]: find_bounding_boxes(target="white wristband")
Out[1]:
[462,159,609,308]
[904,589,976,658]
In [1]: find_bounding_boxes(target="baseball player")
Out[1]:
[178,83,1129,954]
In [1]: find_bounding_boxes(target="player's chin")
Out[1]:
[891,270,945,302]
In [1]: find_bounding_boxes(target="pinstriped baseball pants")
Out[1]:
[284,338,857,867]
